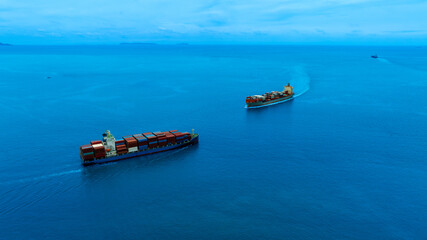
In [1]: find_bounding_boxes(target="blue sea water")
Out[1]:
[0,45,426,240]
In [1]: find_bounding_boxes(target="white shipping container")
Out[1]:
[128,147,138,153]
[92,143,104,148]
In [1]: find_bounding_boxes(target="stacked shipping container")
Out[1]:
[123,136,138,153]
[134,133,149,151]
[164,131,176,144]
[157,136,167,147]
[143,132,158,148]
[171,131,191,143]
[115,139,127,155]
[80,130,193,160]
[80,144,95,161]
[152,131,166,147]
[92,142,106,159]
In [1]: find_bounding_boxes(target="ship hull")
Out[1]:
[246,94,294,108]
[82,135,199,166]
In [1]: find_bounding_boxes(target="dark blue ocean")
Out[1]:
[0,45,426,240]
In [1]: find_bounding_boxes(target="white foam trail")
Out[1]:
[291,65,310,97]
[377,58,391,64]
[1,169,82,186]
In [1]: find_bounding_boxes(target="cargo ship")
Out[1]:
[246,83,294,108]
[80,129,199,166]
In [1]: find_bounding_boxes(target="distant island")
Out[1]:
[0,42,12,46]
[119,42,190,46]
[120,42,158,46]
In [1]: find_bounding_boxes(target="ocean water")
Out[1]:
[0,45,426,240]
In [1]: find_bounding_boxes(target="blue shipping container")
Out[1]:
[138,145,148,150]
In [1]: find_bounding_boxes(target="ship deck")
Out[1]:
[82,134,199,166]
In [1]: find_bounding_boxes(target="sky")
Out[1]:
[0,0,426,45]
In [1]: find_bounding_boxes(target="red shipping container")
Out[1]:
[93,146,105,151]
[80,144,94,153]
[92,145,105,155]
[148,142,158,148]
[124,140,137,148]
[166,135,176,144]
[126,143,137,148]
[90,140,102,145]
[95,152,106,158]
[169,130,178,133]
[80,144,91,149]
[123,137,136,140]
[94,151,105,156]
[147,136,157,142]
[81,153,94,160]
[157,136,167,146]
[116,146,127,150]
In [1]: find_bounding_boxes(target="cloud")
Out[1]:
[0,0,426,44]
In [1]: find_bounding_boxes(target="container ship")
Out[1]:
[246,83,294,108]
[80,129,199,166]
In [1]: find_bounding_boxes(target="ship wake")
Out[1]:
[0,169,82,186]
[291,65,310,98]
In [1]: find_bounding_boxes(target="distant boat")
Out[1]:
[371,54,379,59]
